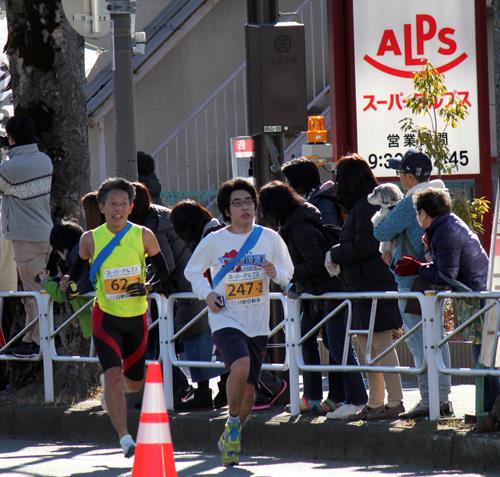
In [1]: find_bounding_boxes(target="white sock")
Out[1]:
[120,433,135,458]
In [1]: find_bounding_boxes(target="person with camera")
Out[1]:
[0,115,53,357]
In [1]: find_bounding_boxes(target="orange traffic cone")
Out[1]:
[132,362,177,477]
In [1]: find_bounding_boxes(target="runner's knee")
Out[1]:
[104,367,123,388]
[124,377,144,393]
[230,357,250,381]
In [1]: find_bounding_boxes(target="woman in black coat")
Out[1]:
[260,181,367,415]
[327,154,404,421]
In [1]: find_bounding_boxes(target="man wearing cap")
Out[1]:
[373,149,453,418]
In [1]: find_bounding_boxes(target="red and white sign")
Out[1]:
[230,136,254,179]
[232,137,255,158]
[353,0,479,177]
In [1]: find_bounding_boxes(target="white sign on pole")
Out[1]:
[62,0,110,39]
[230,136,254,179]
[353,0,479,177]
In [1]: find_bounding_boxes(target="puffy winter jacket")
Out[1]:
[373,178,447,290]
[329,196,401,331]
[280,202,342,294]
[419,213,488,291]
[306,180,342,226]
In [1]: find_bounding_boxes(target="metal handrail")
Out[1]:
[0,288,498,421]
[0,291,45,362]
[291,292,426,375]
[434,291,500,376]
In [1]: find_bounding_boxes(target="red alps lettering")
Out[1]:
[377,14,457,64]
[365,13,465,78]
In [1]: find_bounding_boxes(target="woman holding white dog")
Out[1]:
[325,154,405,421]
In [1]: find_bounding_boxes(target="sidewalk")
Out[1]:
[0,384,499,473]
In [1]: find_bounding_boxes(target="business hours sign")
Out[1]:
[353,0,479,177]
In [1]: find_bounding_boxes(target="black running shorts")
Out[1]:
[212,327,268,386]
[92,304,148,381]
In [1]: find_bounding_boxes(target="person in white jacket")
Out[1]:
[184,178,293,467]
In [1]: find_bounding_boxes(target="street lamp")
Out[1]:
[62,0,146,181]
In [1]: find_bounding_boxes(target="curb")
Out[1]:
[0,401,499,472]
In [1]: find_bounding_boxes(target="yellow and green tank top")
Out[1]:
[92,222,147,317]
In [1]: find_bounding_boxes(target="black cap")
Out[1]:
[388,149,432,179]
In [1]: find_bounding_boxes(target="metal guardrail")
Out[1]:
[0,289,498,421]
[0,291,47,364]
[161,292,290,410]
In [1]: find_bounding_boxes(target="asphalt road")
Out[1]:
[0,439,497,477]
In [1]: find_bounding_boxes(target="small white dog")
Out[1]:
[367,183,404,256]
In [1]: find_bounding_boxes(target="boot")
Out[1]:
[175,387,213,411]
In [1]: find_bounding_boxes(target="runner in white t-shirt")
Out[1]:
[185,178,293,467]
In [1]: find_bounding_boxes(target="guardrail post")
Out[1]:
[287,297,301,416]
[160,296,175,410]
[37,293,54,402]
[422,291,440,421]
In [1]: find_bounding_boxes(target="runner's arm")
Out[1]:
[142,227,169,287]
[68,232,93,282]
[66,232,93,297]
[184,237,214,300]
[142,227,161,257]
[269,231,294,286]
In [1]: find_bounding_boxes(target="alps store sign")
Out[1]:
[353,0,479,177]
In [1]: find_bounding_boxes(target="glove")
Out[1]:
[66,281,80,299]
[324,251,340,277]
[125,281,150,297]
[394,256,424,276]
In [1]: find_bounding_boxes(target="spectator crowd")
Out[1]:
[0,114,498,462]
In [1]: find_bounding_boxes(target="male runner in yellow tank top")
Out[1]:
[67,178,169,458]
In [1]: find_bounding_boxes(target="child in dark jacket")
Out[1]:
[39,220,93,338]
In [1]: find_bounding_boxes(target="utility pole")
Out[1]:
[108,0,138,181]
[246,1,289,384]
[247,0,282,190]
[495,0,500,178]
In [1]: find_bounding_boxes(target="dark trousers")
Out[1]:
[300,300,331,401]
[323,300,367,405]
[300,299,367,404]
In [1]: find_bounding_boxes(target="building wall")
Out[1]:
[87,0,306,195]
[88,0,242,189]
[88,1,496,198]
